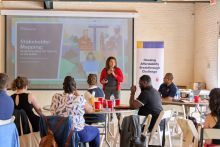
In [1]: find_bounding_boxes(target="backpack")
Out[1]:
[39,116,79,147]
[120,115,147,147]
[39,129,58,147]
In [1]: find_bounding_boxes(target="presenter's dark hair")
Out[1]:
[11,76,28,91]
[87,74,97,86]
[63,76,76,94]
[209,88,220,117]
[105,56,117,69]
[0,73,9,89]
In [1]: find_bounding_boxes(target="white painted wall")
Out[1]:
[0,1,216,108]
[194,3,219,89]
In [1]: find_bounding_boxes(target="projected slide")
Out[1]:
[6,16,133,89]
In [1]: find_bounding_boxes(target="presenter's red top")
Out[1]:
[100,67,123,90]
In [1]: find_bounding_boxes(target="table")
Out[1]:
[89,108,137,147]
[43,105,137,147]
[162,99,209,107]
[162,99,209,123]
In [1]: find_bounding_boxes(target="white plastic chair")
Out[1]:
[113,114,152,147]
[199,128,220,147]
[148,110,173,147]
[177,118,199,147]
[163,104,186,136]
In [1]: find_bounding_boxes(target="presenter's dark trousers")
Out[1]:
[104,86,121,120]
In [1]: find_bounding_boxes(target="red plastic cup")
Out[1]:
[115,99,120,106]
[103,100,107,108]
[194,95,200,103]
[98,97,104,105]
[94,101,101,111]
[107,100,113,108]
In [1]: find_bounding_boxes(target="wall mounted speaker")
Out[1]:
[44,0,53,9]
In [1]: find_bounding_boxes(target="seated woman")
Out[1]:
[0,73,19,147]
[204,88,220,145]
[84,74,105,124]
[11,76,42,132]
[50,76,100,147]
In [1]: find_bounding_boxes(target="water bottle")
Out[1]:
[189,91,194,102]
[175,89,180,100]
[177,90,180,99]
[110,94,115,107]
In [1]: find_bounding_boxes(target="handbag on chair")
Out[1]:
[19,113,40,147]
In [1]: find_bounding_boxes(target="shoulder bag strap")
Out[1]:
[43,115,66,134]
[65,125,75,147]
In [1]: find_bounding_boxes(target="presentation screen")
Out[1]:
[6,15,133,89]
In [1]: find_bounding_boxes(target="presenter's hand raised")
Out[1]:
[107,68,114,75]
[101,79,108,84]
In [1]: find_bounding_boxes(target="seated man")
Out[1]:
[159,73,177,100]
[129,75,163,131]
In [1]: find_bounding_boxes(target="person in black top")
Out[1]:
[11,76,42,132]
[158,73,177,100]
[204,88,220,145]
[129,75,163,131]
[84,74,105,124]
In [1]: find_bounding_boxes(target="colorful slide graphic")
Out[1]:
[6,16,133,89]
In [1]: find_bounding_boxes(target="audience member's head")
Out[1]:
[139,75,151,90]
[87,74,97,86]
[105,56,117,69]
[0,73,9,90]
[63,76,76,94]
[163,73,174,85]
[11,76,28,91]
[209,88,220,117]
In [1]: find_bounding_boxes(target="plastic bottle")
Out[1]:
[175,89,180,100]
[110,94,115,107]
[90,91,96,106]
[189,91,194,102]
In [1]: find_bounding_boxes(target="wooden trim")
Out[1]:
[0,16,5,72]
[0,9,138,18]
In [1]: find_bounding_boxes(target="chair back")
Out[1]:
[163,105,186,118]
[203,129,220,140]
[148,110,165,143]
[199,128,220,147]
[39,115,79,147]
[177,118,199,147]
[148,110,173,146]
[140,114,152,135]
